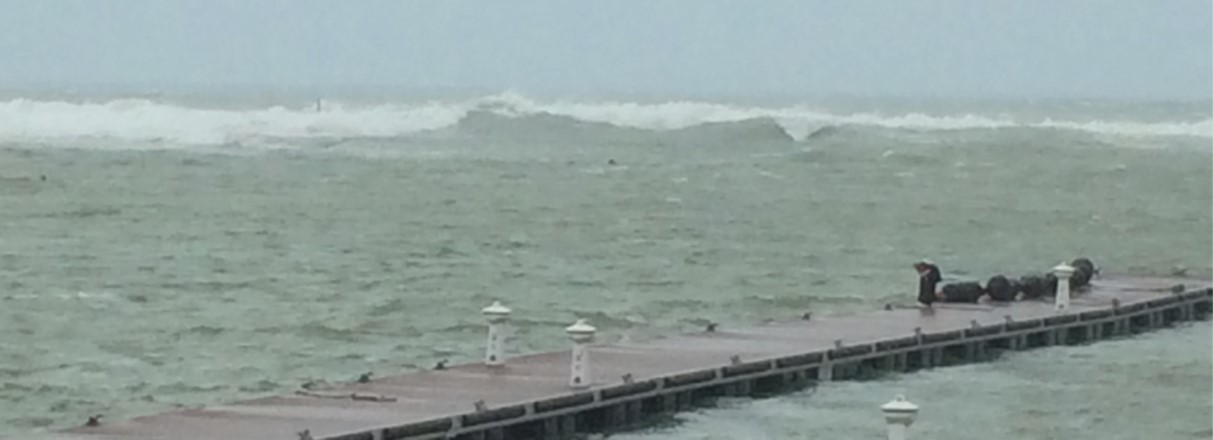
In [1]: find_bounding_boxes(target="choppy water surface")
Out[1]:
[615,322,1213,440]
[0,94,1209,438]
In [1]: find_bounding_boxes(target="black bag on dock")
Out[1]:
[940,282,985,303]
[985,275,1015,302]
[1018,274,1048,299]
[1044,273,1059,295]
[1070,257,1096,289]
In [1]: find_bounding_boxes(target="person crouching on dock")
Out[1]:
[914,259,942,309]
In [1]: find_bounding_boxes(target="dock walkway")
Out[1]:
[45,275,1213,440]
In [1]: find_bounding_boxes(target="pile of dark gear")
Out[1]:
[934,258,1098,304]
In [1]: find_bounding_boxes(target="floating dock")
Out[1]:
[44,275,1212,440]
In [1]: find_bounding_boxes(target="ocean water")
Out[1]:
[615,321,1213,440]
[0,92,1209,438]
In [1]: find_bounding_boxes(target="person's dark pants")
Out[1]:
[918,288,936,306]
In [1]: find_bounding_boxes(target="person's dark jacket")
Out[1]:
[917,264,942,305]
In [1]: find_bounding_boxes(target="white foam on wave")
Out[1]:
[0,91,1207,148]
[0,98,468,146]
[528,95,1211,140]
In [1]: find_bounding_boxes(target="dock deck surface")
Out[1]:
[39,275,1211,440]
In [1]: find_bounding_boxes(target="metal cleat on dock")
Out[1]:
[350,393,397,402]
[300,379,323,390]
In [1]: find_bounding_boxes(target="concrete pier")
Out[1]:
[47,276,1212,440]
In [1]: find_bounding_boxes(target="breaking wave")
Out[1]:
[450,110,795,144]
[0,92,1207,149]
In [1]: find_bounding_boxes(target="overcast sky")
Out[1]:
[1,0,1210,99]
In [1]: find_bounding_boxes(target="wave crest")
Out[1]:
[0,92,1207,150]
[450,109,793,145]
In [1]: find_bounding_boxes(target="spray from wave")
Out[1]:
[0,91,1208,149]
